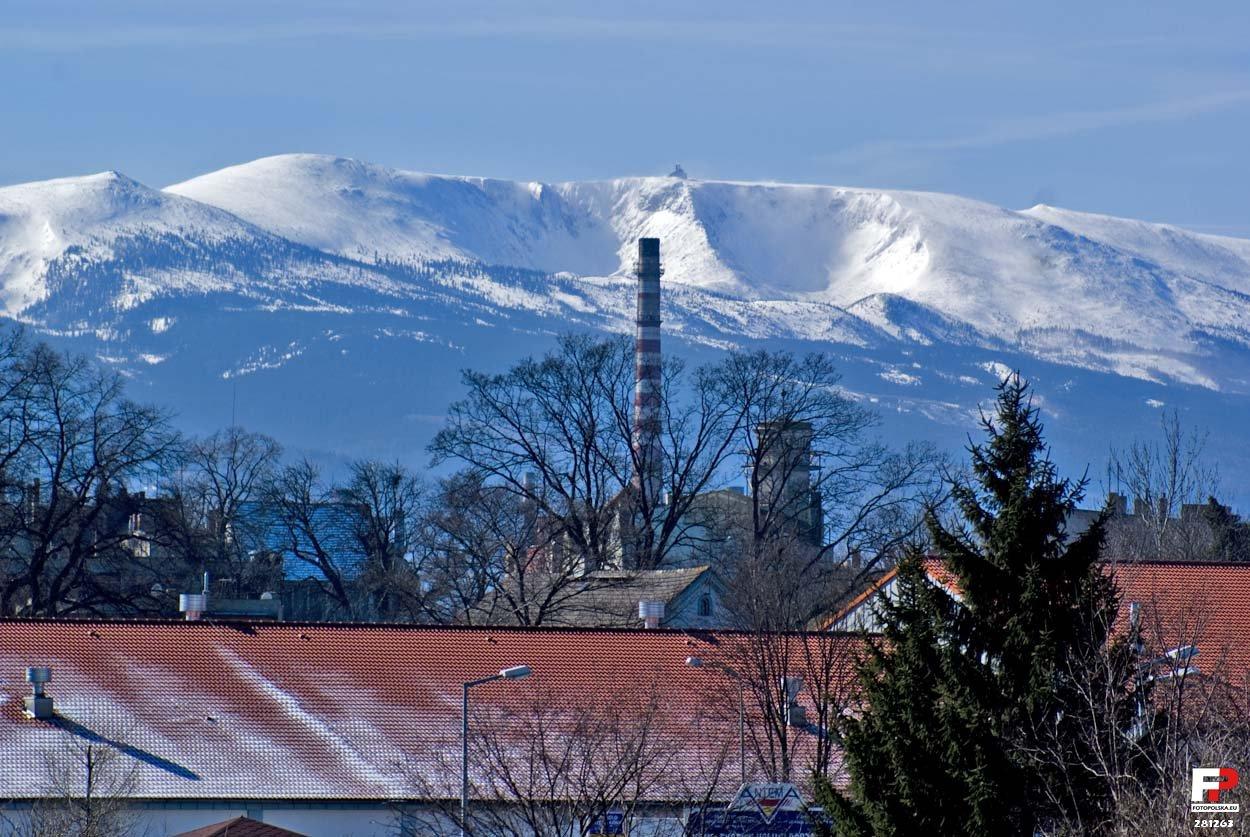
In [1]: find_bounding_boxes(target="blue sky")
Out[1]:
[4,1,1250,234]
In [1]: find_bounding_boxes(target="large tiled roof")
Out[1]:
[172,816,308,837]
[832,557,1250,685]
[484,566,716,628]
[924,557,1250,682]
[0,620,855,802]
[1105,560,1250,686]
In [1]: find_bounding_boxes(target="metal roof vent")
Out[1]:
[639,600,665,629]
[179,593,208,621]
[782,675,806,727]
[180,572,210,621]
[24,666,53,719]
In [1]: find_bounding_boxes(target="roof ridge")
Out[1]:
[0,617,862,638]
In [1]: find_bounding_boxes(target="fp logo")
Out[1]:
[1193,767,1240,803]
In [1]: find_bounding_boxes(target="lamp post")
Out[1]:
[687,656,746,786]
[1128,600,1202,743]
[1128,644,1200,740]
[462,664,532,836]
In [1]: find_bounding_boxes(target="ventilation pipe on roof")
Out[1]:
[179,571,210,621]
[782,675,806,727]
[24,667,53,719]
[639,600,665,629]
[1129,601,1144,657]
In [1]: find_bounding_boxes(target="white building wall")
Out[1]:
[136,805,400,836]
[829,577,898,633]
[132,804,689,836]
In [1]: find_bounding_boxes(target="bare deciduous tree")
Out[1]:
[716,632,854,784]
[159,425,283,598]
[467,689,680,836]
[429,335,745,577]
[430,337,940,630]
[1024,587,1250,836]
[1105,410,1222,562]
[717,351,939,568]
[417,469,610,627]
[264,459,358,618]
[398,685,693,837]
[426,335,762,628]
[429,335,635,577]
[0,339,180,617]
[339,460,424,619]
[4,724,145,837]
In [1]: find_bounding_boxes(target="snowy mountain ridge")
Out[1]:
[166,154,1250,391]
[2,154,1250,478]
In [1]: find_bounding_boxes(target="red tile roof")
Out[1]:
[918,557,959,595]
[923,557,1250,683]
[172,816,308,837]
[920,557,1250,689]
[1105,560,1250,687]
[832,557,1250,686]
[0,620,857,802]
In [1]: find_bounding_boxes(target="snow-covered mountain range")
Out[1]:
[2,154,1249,485]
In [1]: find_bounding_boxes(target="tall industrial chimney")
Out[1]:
[633,238,663,500]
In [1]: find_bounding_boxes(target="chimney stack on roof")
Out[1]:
[179,572,210,621]
[639,600,665,629]
[177,571,283,622]
[632,238,663,501]
[24,666,53,719]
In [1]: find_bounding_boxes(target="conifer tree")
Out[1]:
[817,373,1140,836]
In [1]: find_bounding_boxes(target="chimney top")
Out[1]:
[639,600,665,629]
[638,238,660,259]
[24,666,53,719]
[180,592,208,621]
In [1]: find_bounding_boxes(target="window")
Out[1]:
[698,595,713,617]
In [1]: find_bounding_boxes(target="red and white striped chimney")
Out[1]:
[633,238,663,499]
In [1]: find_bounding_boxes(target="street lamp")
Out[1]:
[462,665,532,836]
[687,656,746,786]
[1129,643,1200,741]
[1140,644,1200,683]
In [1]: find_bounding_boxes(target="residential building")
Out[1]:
[1,619,854,836]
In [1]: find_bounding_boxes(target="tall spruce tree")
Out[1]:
[818,374,1140,836]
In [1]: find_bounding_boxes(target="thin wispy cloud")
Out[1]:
[0,12,1123,89]
[0,17,898,51]
[824,89,1250,168]
[0,13,1080,70]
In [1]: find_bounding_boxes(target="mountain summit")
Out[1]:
[1,155,1248,473]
